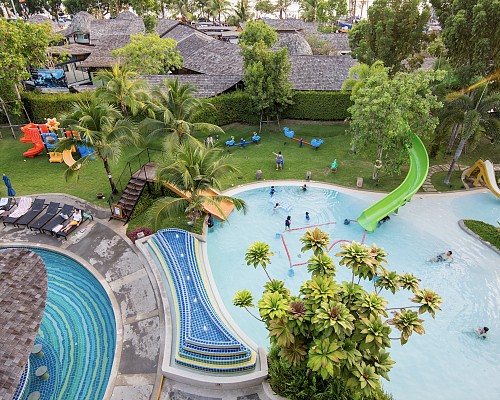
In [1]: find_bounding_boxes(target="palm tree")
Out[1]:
[245,241,274,281]
[300,227,330,255]
[147,140,247,230]
[141,78,224,148]
[58,98,140,193]
[342,61,385,99]
[95,61,150,117]
[442,85,500,184]
[208,0,231,22]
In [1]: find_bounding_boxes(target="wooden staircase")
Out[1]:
[110,162,157,223]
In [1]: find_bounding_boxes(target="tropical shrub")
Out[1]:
[22,91,92,121]
[235,230,441,398]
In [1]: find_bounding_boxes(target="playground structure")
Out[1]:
[226,133,261,147]
[163,183,235,221]
[464,159,500,199]
[357,133,429,232]
[20,123,47,158]
[283,127,324,149]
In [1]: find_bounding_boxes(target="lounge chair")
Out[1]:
[28,202,60,231]
[2,197,33,226]
[15,199,46,227]
[54,210,91,240]
[0,197,15,219]
[41,204,74,235]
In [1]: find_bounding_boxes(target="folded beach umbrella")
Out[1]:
[2,174,16,197]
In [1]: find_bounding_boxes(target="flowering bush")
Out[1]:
[126,227,153,243]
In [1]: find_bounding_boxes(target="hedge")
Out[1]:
[21,89,352,125]
[282,91,352,120]
[21,91,92,122]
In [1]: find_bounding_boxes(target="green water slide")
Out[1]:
[357,133,429,232]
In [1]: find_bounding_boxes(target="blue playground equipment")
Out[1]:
[226,134,261,147]
[283,127,324,149]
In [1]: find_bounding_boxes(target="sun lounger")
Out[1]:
[2,197,33,226]
[0,197,15,219]
[41,204,74,235]
[28,202,60,231]
[14,199,46,227]
[54,211,91,240]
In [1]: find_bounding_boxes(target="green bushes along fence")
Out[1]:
[21,90,352,124]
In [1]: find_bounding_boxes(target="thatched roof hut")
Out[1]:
[64,11,95,36]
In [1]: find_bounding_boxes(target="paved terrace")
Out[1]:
[0,193,275,400]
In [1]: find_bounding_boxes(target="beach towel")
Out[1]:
[8,197,32,218]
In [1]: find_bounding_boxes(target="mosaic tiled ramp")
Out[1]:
[149,229,257,373]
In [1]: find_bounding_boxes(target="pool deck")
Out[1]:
[0,193,276,400]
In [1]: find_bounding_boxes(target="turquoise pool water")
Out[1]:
[207,185,500,400]
[16,248,116,400]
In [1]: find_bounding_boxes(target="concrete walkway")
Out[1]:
[421,163,469,192]
[0,193,276,400]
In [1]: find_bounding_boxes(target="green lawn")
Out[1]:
[1,122,498,211]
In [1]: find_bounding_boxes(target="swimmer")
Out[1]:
[305,212,310,221]
[273,203,280,211]
[377,215,390,227]
[475,326,489,339]
[285,215,291,230]
[430,250,453,262]
[270,186,275,196]
[207,213,214,230]
[301,184,307,192]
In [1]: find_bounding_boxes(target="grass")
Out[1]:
[1,122,498,233]
[431,170,466,191]
[463,220,500,250]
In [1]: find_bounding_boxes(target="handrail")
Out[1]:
[106,147,165,211]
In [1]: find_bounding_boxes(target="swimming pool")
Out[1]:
[207,184,500,400]
[12,248,116,400]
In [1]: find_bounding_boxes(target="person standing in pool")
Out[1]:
[270,186,275,196]
[273,151,284,170]
[305,212,310,221]
[207,213,214,231]
[285,215,291,229]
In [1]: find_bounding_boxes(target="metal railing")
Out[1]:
[106,148,165,211]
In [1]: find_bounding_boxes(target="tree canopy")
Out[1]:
[238,20,278,47]
[348,0,432,74]
[235,232,442,398]
[437,0,500,84]
[112,33,183,75]
[0,19,57,91]
[348,69,444,178]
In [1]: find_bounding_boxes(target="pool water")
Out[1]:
[18,248,116,400]
[207,184,500,400]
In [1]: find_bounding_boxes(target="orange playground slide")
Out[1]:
[164,183,235,221]
[20,123,47,158]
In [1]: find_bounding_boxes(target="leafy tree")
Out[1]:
[141,78,224,147]
[318,0,347,23]
[146,140,247,229]
[112,33,183,75]
[58,98,140,193]
[129,0,159,17]
[437,0,500,84]
[143,14,158,33]
[226,0,251,25]
[235,231,441,398]
[348,0,432,75]
[238,20,278,47]
[254,0,276,16]
[95,61,150,117]
[348,69,443,179]
[341,61,385,98]
[240,21,293,129]
[245,241,274,281]
[441,85,500,184]
[0,19,57,100]
[275,0,295,18]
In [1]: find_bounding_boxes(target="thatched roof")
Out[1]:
[156,19,180,37]
[275,32,313,55]
[49,43,93,56]
[64,11,95,36]
[288,55,356,91]
[28,14,60,32]
[115,10,139,20]
[161,23,200,42]
[142,74,242,98]
[175,31,213,57]
[79,35,131,68]
[315,33,350,53]
[181,39,243,75]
